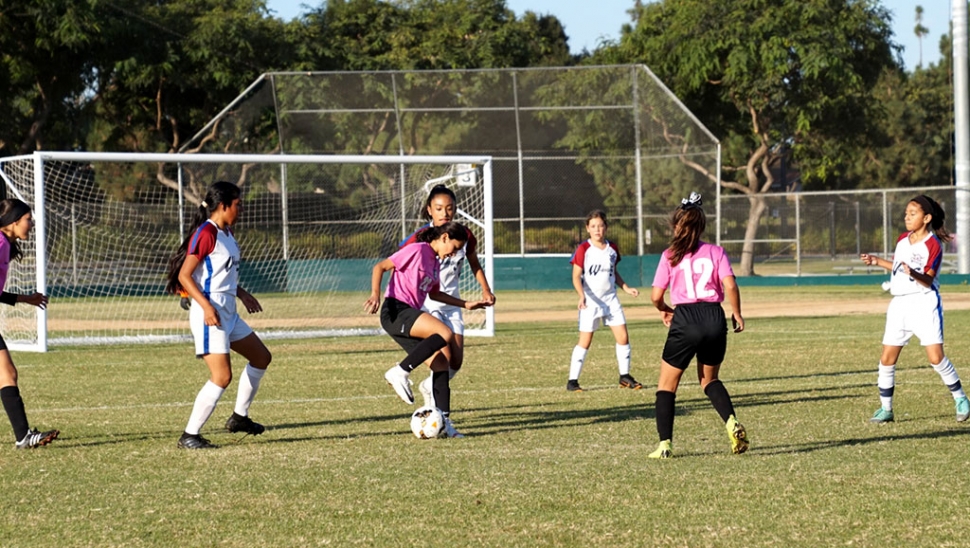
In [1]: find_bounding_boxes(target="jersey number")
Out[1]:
[419,276,434,293]
[678,257,715,299]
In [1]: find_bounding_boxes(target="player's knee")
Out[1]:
[211,372,232,388]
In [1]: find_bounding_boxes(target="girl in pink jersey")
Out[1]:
[0,199,58,449]
[648,193,748,458]
[399,185,495,408]
[566,210,641,392]
[364,222,491,438]
[165,182,272,449]
[860,195,969,423]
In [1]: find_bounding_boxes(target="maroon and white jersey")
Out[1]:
[188,220,240,295]
[570,240,621,301]
[890,231,943,296]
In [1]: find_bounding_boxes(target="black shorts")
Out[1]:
[661,302,727,370]
[0,332,6,352]
[380,297,424,354]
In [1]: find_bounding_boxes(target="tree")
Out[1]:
[915,5,929,69]
[597,0,900,275]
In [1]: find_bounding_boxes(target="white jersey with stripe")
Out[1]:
[570,240,621,303]
[189,220,240,295]
[890,231,943,296]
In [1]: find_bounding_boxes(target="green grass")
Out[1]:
[2,288,970,546]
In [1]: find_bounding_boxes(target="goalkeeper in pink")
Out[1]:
[648,193,748,459]
[0,199,58,449]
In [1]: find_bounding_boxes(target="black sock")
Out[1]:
[655,390,675,442]
[1,386,29,441]
[400,334,447,372]
[704,380,736,422]
[432,370,450,415]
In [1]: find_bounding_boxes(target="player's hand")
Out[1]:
[860,253,878,266]
[203,305,221,327]
[660,310,673,327]
[464,299,493,310]
[21,292,48,310]
[239,292,263,314]
[623,285,639,297]
[577,296,586,310]
[482,290,496,305]
[363,296,380,314]
[732,313,745,333]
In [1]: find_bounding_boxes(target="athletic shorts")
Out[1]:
[883,292,944,347]
[578,293,627,332]
[662,302,728,370]
[425,305,464,335]
[190,292,253,356]
[0,332,7,351]
[381,297,425,354]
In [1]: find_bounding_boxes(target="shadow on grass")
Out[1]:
[754,427,970,456]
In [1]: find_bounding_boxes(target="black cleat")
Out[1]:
[566,379,583,392]
[225,412,265,435]
[619,374,643,390]
[177,432,217,449]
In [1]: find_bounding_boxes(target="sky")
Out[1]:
[264,1,950,72]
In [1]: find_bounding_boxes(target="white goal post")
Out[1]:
[0,152,494,352]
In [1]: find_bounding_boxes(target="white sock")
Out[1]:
[877,363,895,411]
[616,343,631,376]
[234,364,266,417]
[185,381,225,435]
[569,346,587,381]
[932,357,967,399]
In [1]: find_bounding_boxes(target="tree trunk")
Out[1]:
[738,194,767,276]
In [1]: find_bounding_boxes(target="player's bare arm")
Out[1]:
[572,264,586,309]
[364,259,395,314]
[236,287,263,314]
[723,275,744,333]
[428,289,492,310]
[18,292,48,309]
[466,239,496,304]
[860,253,891,271]
[650,286,675,326]
[615,272,639,297]
[178,253,220,326]
[902,264,937,289]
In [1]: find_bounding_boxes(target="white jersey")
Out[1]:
[890,231,943,296]
[189,220,240,295]
[571,239,621,305]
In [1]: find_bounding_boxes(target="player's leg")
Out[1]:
[874,297,909,423]
[179,352,232,449]
[0,345,58,449]
[409,313,464,437]
[226,329,271,436]
[608,320,639,389]
[648,360,685,459]
[420,310,463,408]
[569,309,598,391]
[924,343,970,421]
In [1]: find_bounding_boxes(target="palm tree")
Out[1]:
[915,5,929,69]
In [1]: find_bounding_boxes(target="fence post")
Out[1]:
[829,202,836,259]
[795,194,801,276]
[855,201,861,256]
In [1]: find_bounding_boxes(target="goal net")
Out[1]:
[0,152,494,351]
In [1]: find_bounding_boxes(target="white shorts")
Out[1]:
[190,292,253,356]
[425,305,464,336]
[577,294,627,333]
[882,292,944,347]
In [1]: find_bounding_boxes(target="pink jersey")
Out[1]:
[385,242,441,309]
[401,224,476,309]
[189,220,240,295]
[890,231,942,295]
[652,241,734,305]
[0,235,11,293]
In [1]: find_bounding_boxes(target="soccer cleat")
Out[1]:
[956,396,970,422]
[726,415,749,454]
[619,374,643,390]
[14,428,59,449]
[566,379,583,392]
[225,412,265,435]
[177,432,217,449]
[869,407,894,424]
[441,416,465,438]
[648,440,672,459]
[419,375,435,408]
[384,365,414,404]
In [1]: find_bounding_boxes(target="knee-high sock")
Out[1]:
[569,345,587,380]
[878,363,895,410]
[432,370,451,415]
[234,364,266,417]
[704,380,736,422]
[0,386,29,442]
[655,390,675,442]
[185,381,225,435]
[400,334,447,372]
[616,343,631,375]
[932,357,967,399]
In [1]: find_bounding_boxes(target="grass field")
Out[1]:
[2,287,970,547]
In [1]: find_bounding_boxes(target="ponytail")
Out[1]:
[164,182,241,294]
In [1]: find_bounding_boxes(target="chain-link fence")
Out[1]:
[184,65,720,257]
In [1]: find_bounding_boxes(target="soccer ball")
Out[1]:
[410,406,444,439]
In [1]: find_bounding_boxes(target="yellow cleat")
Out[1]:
[726,415,749,454]
[648,440,672,459]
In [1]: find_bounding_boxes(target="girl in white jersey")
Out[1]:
[860,195,969,423]
[566,210,641,391]
[365,222,492,438]
[0,199,58,449]
[165,182,272,449]
[648,193,747,459]
[400,185,495,408]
